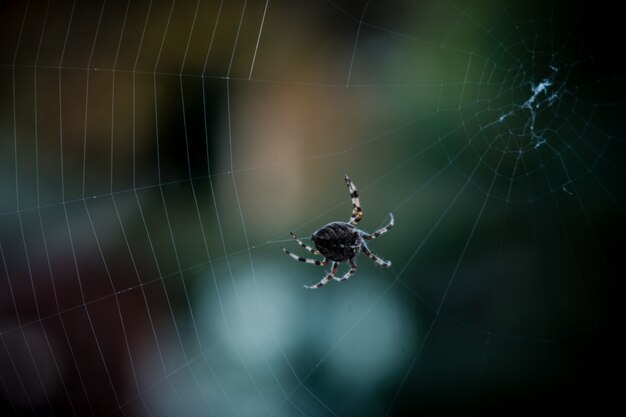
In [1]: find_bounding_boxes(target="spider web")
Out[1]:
[1,0,625,416]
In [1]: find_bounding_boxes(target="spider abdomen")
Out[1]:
[311,222,361,262]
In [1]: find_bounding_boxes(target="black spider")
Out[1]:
[283,175,393,289]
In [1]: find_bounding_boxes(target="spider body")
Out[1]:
[312,222,360,262]
[283,175,394,289]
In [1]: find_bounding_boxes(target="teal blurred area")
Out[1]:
[0,0,625,416]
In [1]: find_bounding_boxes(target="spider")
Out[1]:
[282,175,394,289]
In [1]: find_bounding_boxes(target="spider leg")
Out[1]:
[345,175,363,225]
[361,243,391,268]
[304,262,338,289]
[363,213,394,240]
[290,232,321,255]
[334,259,357,282]
[282,247,326,266]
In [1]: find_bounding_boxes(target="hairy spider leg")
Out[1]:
[282,247,327,266]
[305,262,338,289]
[345,175,363,225]
[290,232,321,255]
[363,213,395,240]
[361,243,391,268]
[334,259,357,282]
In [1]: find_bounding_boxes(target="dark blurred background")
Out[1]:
[1,0,625,416]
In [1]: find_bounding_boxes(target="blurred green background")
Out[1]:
[0,0,625,416]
